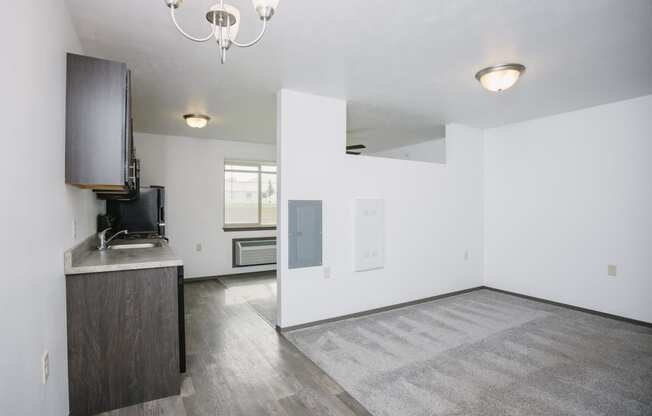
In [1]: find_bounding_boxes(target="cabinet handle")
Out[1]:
[128,163,136,180]
[127,160,139,187]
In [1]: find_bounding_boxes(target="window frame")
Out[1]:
[223,160,277,230]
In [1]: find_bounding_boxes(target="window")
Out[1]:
[224,161,277,228]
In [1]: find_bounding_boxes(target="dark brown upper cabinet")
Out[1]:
[65,53,136,193]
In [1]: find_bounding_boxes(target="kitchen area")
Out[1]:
[63,53,186,415]
[62,49,279,415]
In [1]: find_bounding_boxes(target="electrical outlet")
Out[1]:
[195,243,202,252]
[464,250,470,261]
[41,351,49,384]
[323,266,331,279]
[607,264,617,277]
[72,219,77,240]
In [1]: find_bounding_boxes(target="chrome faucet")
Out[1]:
[98,228,128,251]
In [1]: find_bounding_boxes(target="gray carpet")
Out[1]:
[218,272,277,326]
[285,289,652,416]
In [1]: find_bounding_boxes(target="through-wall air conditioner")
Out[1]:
[232,237,276,267]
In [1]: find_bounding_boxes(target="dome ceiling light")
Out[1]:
[164,0,279,64]
[475,63,526,92]
[184,114,211,128]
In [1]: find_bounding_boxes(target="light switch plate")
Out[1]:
[607,264,617,277]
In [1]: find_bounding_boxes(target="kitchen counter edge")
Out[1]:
[64,235,183,276]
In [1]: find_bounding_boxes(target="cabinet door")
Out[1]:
[66,267,180,415]
[66,53,127,188]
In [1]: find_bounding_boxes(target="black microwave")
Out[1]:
[106,186,166,237]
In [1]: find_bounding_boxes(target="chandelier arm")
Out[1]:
[170,5,217,43]
[231,18,267,48]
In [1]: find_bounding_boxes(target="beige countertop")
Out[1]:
[65,235,183,275]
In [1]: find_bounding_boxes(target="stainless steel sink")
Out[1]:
[108,241,164,250]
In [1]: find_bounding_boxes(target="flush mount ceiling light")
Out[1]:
[475,63,526,92]
[164,0,279,64]
[183,114,210,128]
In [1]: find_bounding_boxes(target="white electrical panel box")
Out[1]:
[354,199,385,271]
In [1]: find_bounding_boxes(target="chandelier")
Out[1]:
[164,0,279,64]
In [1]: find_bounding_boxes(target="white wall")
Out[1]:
[135,132,276,278]
[277,90,484,328]
[371,138,447,164]
[484,94,652,323]
[0,1,103,415]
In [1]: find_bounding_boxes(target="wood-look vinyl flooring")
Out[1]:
[99,278,372,416]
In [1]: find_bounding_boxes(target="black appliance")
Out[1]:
[106,185,166,237]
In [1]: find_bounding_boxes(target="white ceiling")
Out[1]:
[67,0,652,151]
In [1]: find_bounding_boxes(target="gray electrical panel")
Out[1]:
[288,200,323,269]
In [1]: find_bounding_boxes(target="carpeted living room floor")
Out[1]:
[285,289,652,416]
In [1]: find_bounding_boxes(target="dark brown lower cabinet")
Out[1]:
[66,267,180,416]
